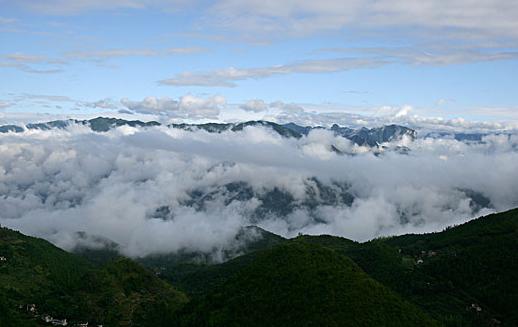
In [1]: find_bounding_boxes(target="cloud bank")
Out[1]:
[1,124,517,258]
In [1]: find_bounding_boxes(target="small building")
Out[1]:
[42,315,53,323]
[26,304,37,313]
[76,323,88,327]
[0,256,7,261]
[51,318,68,326]
[471,303,482,312]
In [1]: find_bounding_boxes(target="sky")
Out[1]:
[1,0,518,125]
[1,0,518,256]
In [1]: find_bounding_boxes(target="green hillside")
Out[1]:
[137,226,286,295]
[0,227,187,326]
[1,208,517,326]
[176,241,439,327]
[297,209,518,326]
[385,208,518,326]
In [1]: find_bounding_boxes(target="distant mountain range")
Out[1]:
[0,117,416,147]
[149,179,491,227]
[2,117,514,147]
[1,208,517,326]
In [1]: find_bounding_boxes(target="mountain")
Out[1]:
[23,117,160,132]
[384,208,518,326]
[155,208,518,327]
[2,208,517,326]
[174,179,355,224]
[423,131,515,143]
[170,120,303,138]
[0,125,24,133]
[176,241,439,327]
[329,124,417,147]
[297,208,518,327]
[0,117,415,147]
[171,120,416,146]
[134,226,287,297]
[0,227,187,327]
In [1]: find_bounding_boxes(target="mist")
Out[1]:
[1,124,517,258]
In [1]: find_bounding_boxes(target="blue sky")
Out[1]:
[1,0,518,125]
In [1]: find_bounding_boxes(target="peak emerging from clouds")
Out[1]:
[0,117,417,148]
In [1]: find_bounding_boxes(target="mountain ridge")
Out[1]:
[1,206,517,326]
[0,117,416,147]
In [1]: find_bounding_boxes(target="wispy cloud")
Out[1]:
[0,47,206,74]
[65,47,206,61]
[159,47,518,87]
[209,0,518,42]
[8,1,518,46]
[0,53,66,74]
[320,46,518,65]
[11,0,172,15]
[159,57,386,87]
[7,93,122,112]
[15,94,75,102]
[0,17,17,24]
[0,101,13,109]
[462,106,518,121]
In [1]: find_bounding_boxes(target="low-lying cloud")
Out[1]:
[1,124,517,258]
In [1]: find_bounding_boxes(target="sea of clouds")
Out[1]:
[1,124,517,258]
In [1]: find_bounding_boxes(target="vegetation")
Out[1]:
[298,209,518,326]
[1,208,517,326]
[0,227,187,326]
[176,241,439,327]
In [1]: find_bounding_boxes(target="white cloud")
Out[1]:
[463,106,518,121]
[5,93,518,132]
[10,0,188,15]
[82,98,119,109]
[121,95,225,119]
[179,94,225,118]
[1,47,205,74]
[322,46,518,65]
[265,103,518,132]
[14,93,75,102]
[65,47,206,61]
[269,101,305,113]
[210,0,518,41]
[121,97,179,114]
[1,124,517,258]
[240,99,268,112]
[158,46,518,87]
[159,57,385,87]
[7,1,518,47]
[0,17,17,25]
[0,101,12,109]
[0,53,65,74]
